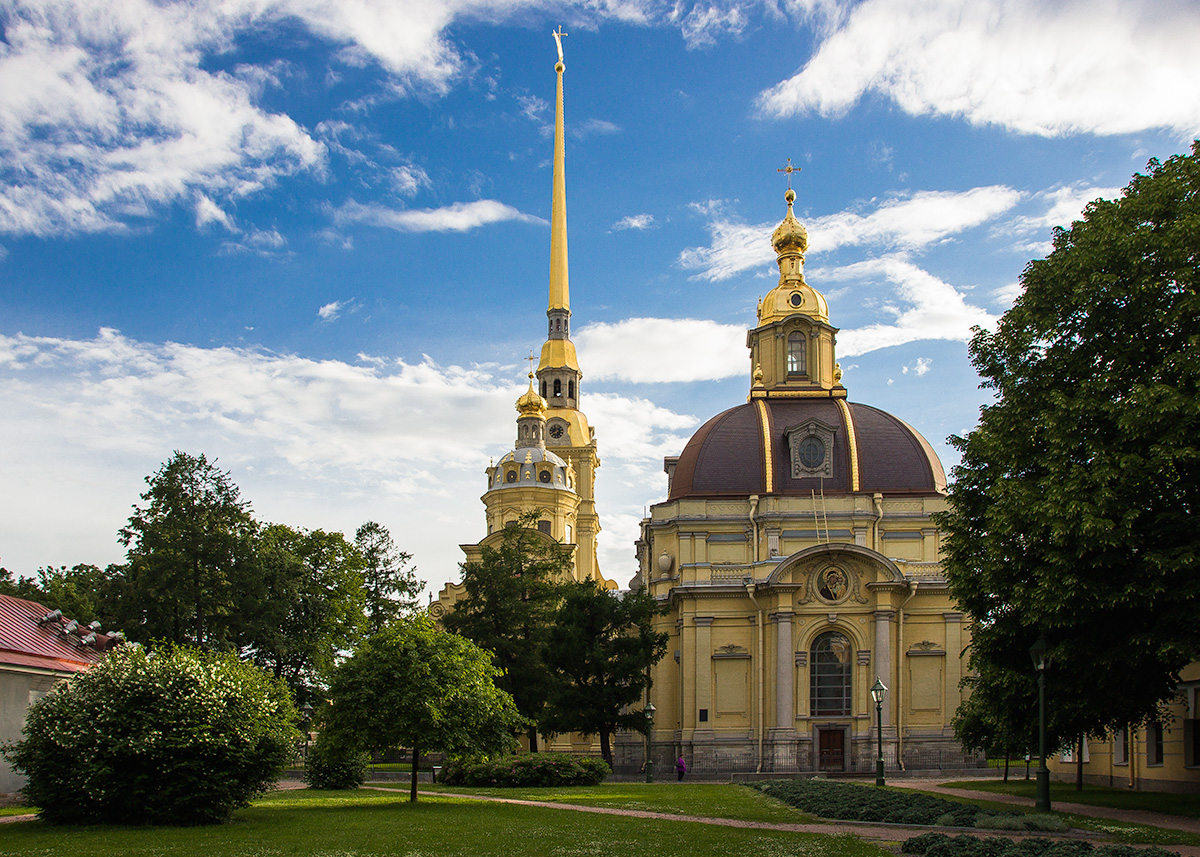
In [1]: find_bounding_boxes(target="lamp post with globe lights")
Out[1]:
[871,678,887,786]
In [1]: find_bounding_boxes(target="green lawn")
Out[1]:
[0,788,888,857]
[940,779,1200,819]
[934,780,1200,847]
[375,782,817,824]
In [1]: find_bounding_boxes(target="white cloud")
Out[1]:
[902,357,932,376]
[390,165,433,197]
[576,318,746,383]
[679,186,1021,281]
[0,328,698,593]
[826,258,996,355]
[331,199,544,233]
[318,301,346,321]
[611,213,656,231]
[671,1,750,49]
[757,0,1200,137]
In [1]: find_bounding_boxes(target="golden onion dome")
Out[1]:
[771,188,808,254]
[516,374,547,417]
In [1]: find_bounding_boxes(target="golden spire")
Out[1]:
[549,26,569,312]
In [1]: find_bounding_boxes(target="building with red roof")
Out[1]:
[0,593,119,795]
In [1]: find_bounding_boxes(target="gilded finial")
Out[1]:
[834,363,843,383]
[753,363,765,387]
[527,351,536,381]
[777,158,801,190]
[552,26,567,68]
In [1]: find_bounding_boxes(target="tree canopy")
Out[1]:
[442,512,571,750]
[355,521,423,632]
[542,579,668,766]
[117,451,259,648]
[939,142,1200,743]
[323,614,523,801]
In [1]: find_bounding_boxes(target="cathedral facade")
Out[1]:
[620,185,976,775]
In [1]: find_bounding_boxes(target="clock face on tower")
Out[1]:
[549,424,565,439]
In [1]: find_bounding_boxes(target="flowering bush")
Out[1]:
[439,753,609,787]
[304,733,369,790]
[1,646,299,825]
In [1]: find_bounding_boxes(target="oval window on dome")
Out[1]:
[505,470,518,483]
[799,436,824,469]
[789,291,804,308]
[539,470,551,483]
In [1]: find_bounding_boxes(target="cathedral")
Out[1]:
[619,179,974,775]
[432,35,615,626]
[434,35,971,773]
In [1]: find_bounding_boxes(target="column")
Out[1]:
[873,610,894,726]
[775,612,794,728]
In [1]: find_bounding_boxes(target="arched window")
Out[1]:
[787,332,807,375]
[553,379,562,397]
[541,380,547,398]
[810,631,852,716]
[537,519,552,534]
[568,380,575,400]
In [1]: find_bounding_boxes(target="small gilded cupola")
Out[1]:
[487,371,577,496]
[748,168,844,399]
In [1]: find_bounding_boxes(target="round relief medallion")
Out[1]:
[817,566,849,602]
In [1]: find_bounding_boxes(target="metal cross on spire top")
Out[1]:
[527,351,537,380]
[552,26,567,64]
[777,158,802,190]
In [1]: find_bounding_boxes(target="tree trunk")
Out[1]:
[528,726,539,753]
[599,729,612,769]
[1003,752,1010,782]
[410,746,420,803]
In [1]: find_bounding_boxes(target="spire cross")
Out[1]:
[552,26,567,64]
[527,351,536,380]
[777,158,801,190]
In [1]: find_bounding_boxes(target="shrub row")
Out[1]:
[753,778,994,826]
[752,779,1064,832]
[902,833,1181,857]
[439,753,610,787]
[304,734,370,790]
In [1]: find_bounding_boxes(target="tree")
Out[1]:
[442,512,570,750]
[938,142,1200,743]
[355,521,423,632]
[248,524,368,695]
[3,646,299,825]
[0,564,117,626]
[323,614,523,802]
[542,579,668,767]
[118,451,258,648]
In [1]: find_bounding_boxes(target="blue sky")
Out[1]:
[2,0,1197,597]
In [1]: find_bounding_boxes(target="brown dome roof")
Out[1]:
[668,399,946,500]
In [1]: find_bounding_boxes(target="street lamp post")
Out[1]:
[871,678,887,787]
[300,701,314,760]
[1029,634,1052,813]
[644,702,656,783]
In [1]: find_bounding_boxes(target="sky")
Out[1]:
[2,0,1198,600]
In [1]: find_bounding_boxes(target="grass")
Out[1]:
[941,779,1200,819]
[0,787,889,857]
[373,782,817,824]
[0,805,37,817]
[933,780,1200,847]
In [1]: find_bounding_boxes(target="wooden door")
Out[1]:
[818,728,845,771]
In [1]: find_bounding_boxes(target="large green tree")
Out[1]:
[0,563,117,626]
[249,524,369,695]
[323,614,523,801]
[939,142,1200,743]
[355,520,423,632]
[118,451,259,648]
[442,513,571,750]
[542,579,668,767]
